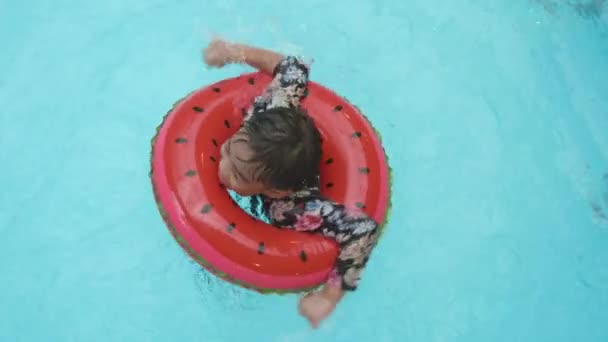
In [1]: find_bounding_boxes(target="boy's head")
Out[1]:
[218,107,322,198]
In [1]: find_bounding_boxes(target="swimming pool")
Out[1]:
[1,0,607,341]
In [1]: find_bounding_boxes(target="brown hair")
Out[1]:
[243,107,322,191]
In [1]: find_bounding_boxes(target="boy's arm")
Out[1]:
[281,198,379,328]
[203,38,283,74]
[299,225,377,328]
[234,44,284,75]
[203,38,309,113]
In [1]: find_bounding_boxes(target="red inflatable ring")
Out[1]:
[150,72,390,293]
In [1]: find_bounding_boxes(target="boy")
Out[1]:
[204,39,379,328]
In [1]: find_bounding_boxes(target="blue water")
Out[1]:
[1,1,607,341]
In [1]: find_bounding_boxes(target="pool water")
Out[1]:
[1,1,607,341]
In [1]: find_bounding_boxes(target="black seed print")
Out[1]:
[359,167,370,174]
[226,223,236,233]
[200,204,213,214]
[209,156,216,162]
[300,251,308,262]
[212,139,218,147]
[333,105,343,112]
[175,138,188,144]
[352,131,362,138]
[185,170,197,177]
[325,158,334,165]
[212,87,221,93]
[192,106,204,112]
[355,202,366,209]
[257,242,265,255]
[326,182,334,188]
[224,120,230,128]
[248,77,255,85]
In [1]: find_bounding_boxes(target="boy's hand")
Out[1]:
[298,286,343,329]
[298,292,336,329]
[203,38,241,68]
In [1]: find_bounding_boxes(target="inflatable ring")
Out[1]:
[150,72,391,293]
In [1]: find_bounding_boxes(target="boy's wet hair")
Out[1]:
[243,107,321,191]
